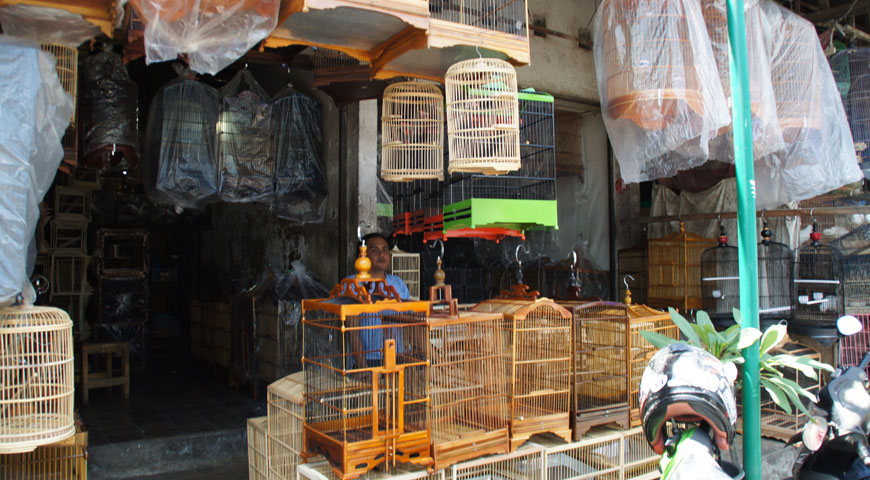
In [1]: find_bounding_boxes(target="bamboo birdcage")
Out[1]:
[845,255,870,314]
[40,43,77,168]
[625,302,677,427]
[450,443,545,480]
[768,8,823,133]
[302,252,432,479]
[428,293,510,470]
[831,48,870,172]
[0,306,75,454]
[470,296,572,450]
[600,0,707,130]
[390,247,421,300]
[429,0,527,36]
[0,418,87,480]
[381,82,444,182]
[313,48,371,87]
[647,222,716,312]
[247,416,269,480]
[445,58,520,175]
[792,225,846,336]
[557,301,631,440]
[268,372,304,480]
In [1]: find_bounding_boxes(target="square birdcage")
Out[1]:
[543,428,623,480]
[218,70,274,203]
[443,89,557,233]
[470,297,573,450]
[450,443,545,480]
[268,372,305,480]
[557,301,631,440]
[97,229,149,278]
[429,0,528,37]
[392,179,443,236]
[621,427,662,480]
[303,276,432,478]
[247,416,269,480]
[625,303,677,426]
[391,248,421,300]
[54,186,89,221]
[647,222,716,312]
[428,308,510,470]
[793,238,846,334]
[845,255,870,314]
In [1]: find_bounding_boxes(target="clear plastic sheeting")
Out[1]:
[0,37,73,305]
[701,0,783,161]
[132,0,280,75]
[80,49,139,168]
[830,48,870,179]
[593,0,729,183]
[270,87,327,224]
[0,4,100,47]
[145,77,220,210]
[218,69,274,203]
[755,3,863,209]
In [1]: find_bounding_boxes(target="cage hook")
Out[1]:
[515,244,529,264]
[809,208,816,224]
[429,239,445,261]
[567,250,577,269]
[475,38,483,59]
[357,220,371,245]
[623,274,634,290]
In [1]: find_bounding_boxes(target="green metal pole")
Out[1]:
[725,1,761,478]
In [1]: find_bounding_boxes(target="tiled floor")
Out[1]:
[78,357,266,445]
[125,462,248,480]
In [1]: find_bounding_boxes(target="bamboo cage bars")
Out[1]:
[247,416,269,480]
[428,311,510,470]
[470,297,572,450]
[302,276,432,478]
[625,303,677,426]
[0,420,87,480]
[267,372,304,480]
[647,222,716,312]
[391,247,422,300]
[558,301,631,440]
[0,306,75,454]
[381,82,444,182]
[445,58,520,174]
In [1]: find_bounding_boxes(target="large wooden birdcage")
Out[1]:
[428,289,510,470]
[302,258,432,479]
[557,300,631,440]
[381,82,444,182]
[625,302,677,426]
[445,58,520,175]
[470,295,572,450]
[647,222,716,312]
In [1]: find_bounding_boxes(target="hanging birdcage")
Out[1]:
[845,255,870,314]
[443,89,556,232]
[792,223,846,338]
[428,293,510,470]
[313,48,371,87]
[381,82,444,182]
[831,48,870,175]
[757,221,796,326]
[392,179,443,236]
[647,222,716,312]
[0,306,75,454]
[302,249,432,478]
[146,78,220,209]
[701,223,740,327]
[470,296,573,450]
[557,300,631,440]
[218,70,274,203]
[445,58,520,175]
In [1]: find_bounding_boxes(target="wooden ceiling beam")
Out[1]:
[805,0,870,23]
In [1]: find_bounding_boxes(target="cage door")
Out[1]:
[372,339,405,441]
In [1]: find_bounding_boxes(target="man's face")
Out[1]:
[367,236,391,274]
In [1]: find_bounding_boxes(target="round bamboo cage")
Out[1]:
[381,82,444,181]
[0,306,74,454]
[445,58,520,175]
[601,0,705,130]
[769,13,823,132]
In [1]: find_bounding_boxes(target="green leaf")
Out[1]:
[640,330,682,349]
[669,308,702,347]
[773,376,819,404]
[791,356,835,373]
[733,308,743,326]
[737,327,763,349]
[760,377,792,414]
[766,376,808,414]
[759,324,788,355]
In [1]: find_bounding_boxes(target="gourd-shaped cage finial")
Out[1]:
[445,58,520,175]
[381,82,444,182]
[0,305,75,453]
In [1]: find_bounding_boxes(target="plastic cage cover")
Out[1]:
[133,0,280,75]
[0,4,100,47]
[270,86,327,224]
[218,69,274,203]
[0,37,74,305]
[145,77,220,210]
[754,2,863,208]
[80,48,139,165]
[593,0,730,183]
[702,0,784,162]
[830,48,870,178]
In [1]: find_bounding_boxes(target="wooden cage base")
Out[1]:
[510,413,572,451]
[303,424,432,480]
[431,427,510,471]
[573,405,631,441]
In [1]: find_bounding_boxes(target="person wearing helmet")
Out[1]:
[639,343,738,455]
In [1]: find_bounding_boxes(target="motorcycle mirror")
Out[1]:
[838,315,863,336]
[802,416,828,452]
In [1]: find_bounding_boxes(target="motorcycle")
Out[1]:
[790,314,870,480]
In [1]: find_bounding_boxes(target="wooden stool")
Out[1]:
[81,342,130,404]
